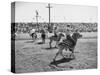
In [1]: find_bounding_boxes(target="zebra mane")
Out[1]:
[72,32,81,42]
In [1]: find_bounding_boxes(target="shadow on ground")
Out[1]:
[36,42,44,44]
[25,40,34,43]
[49,57,75,67]
[42,47,57,50]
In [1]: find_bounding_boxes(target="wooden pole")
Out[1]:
[46,3,52,32]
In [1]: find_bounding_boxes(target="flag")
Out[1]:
[36,10,38,15]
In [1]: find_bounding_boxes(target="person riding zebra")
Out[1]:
[63,29,79,47]
[52,29,82,61]
[29,28,37,41]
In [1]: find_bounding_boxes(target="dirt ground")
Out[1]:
[15,32,97,73]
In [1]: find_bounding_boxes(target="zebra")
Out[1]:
[53,31,82,61]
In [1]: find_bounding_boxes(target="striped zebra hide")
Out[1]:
[58,39,76,49]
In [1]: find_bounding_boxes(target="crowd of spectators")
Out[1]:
[11,22,97,34]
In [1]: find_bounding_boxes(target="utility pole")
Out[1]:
[46,3,52,32]
[35,10,39,30]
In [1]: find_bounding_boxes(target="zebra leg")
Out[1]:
[72,50,75,59]
[53,52,59,61]
[55,41,58,48]
[43,39,45,44]
[44,38,45,43]
[32,35,34,41]
[70,48,75,59]
[32,34,35,41]
[53,46,64,61]
[35,34,37,40]
[53,51,60,61]
[60,50,65,58]
[31,34,33,40]
[33,35,35,42]
[49,39,52,48]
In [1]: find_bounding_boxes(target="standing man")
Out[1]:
[53,25,58,38]
[41,28,46,43]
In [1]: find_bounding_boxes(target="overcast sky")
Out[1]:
[15,2,98,23]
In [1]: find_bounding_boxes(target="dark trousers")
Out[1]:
[41,34,46,43]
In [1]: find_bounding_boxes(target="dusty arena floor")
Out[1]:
[15,33,97,73]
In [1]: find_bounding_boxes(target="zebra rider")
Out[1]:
[30,28,36,40]
[63,29,79,47]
